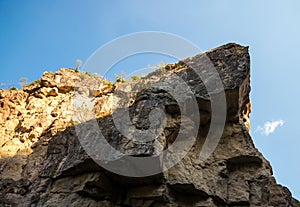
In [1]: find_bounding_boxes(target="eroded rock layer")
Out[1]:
[0,43,298,207]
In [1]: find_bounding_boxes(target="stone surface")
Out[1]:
[0,43,298,207]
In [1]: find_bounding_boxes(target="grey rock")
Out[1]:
[0,43,298,207]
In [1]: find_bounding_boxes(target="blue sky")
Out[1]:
[1,0,299,199]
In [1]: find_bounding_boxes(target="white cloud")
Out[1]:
[256,120,284,136]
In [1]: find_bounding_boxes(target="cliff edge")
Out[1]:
[0,43,298,207]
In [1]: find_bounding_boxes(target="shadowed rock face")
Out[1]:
[0,43,298,207]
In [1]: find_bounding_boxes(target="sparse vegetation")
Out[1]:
[156,63,168,77]
[32,79,41,84]
[114,74,125,83]
[149,62,168,71]
[79,71,93,80]
[19,77,28,88]
[75,59,82,71]
[145,62,169,78]
[79,71,104,84]
[157,62,168,68]
[0,83,11,90]
[130,75,141,81]
[102,79,114,88]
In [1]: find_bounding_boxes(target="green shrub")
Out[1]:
[114,74,125,83]
[102,79,114,87]
[131,75,141,81]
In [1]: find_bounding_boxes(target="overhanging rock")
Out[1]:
[0,43,298,207]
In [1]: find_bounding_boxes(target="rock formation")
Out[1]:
[0,43,298,206]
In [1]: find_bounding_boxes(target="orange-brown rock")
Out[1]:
[0,44,298,207]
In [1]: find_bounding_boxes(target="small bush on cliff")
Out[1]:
[130,75,141,81]
[19,77,28,88]
[79,71,93,80]
[102,79,114,88]
[114,74,125,83]
[75,59,82,71]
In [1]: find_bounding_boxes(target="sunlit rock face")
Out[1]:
[0,43,298,207]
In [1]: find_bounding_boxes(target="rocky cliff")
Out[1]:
[0,43,298,207]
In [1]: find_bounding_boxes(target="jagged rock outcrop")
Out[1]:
[0,43,298,207]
